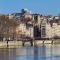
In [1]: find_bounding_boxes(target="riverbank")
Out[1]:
[0,41,22,48]
[0,40,60,48]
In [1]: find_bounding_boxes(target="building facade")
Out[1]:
[8,9,60,40]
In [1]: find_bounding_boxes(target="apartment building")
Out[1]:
[8,9,60,39]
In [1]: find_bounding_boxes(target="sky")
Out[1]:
[0,0,60,15]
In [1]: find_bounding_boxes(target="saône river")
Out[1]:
[0,44,60,60]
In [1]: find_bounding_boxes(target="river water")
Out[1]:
[0,44,60,60]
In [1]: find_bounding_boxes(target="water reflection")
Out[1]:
[38,44,46,60]
[34,46,38,60]
[0,48,16,60]
[0,44,60,60]
[34,44,46,60]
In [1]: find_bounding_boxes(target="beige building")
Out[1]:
[41,16,60,39]
[8,9,60,39]
[46,23,60,38]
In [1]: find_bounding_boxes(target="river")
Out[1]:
[0,44,60,60]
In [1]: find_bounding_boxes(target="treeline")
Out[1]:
[0,15,19,41]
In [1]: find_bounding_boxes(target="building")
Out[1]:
[8,9,60,40]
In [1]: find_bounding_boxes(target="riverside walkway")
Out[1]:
[0,39,60,48]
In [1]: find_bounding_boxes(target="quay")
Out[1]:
[20,38,60,46]
[0,38,60,48]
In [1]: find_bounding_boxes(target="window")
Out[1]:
[41,28,46,37]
